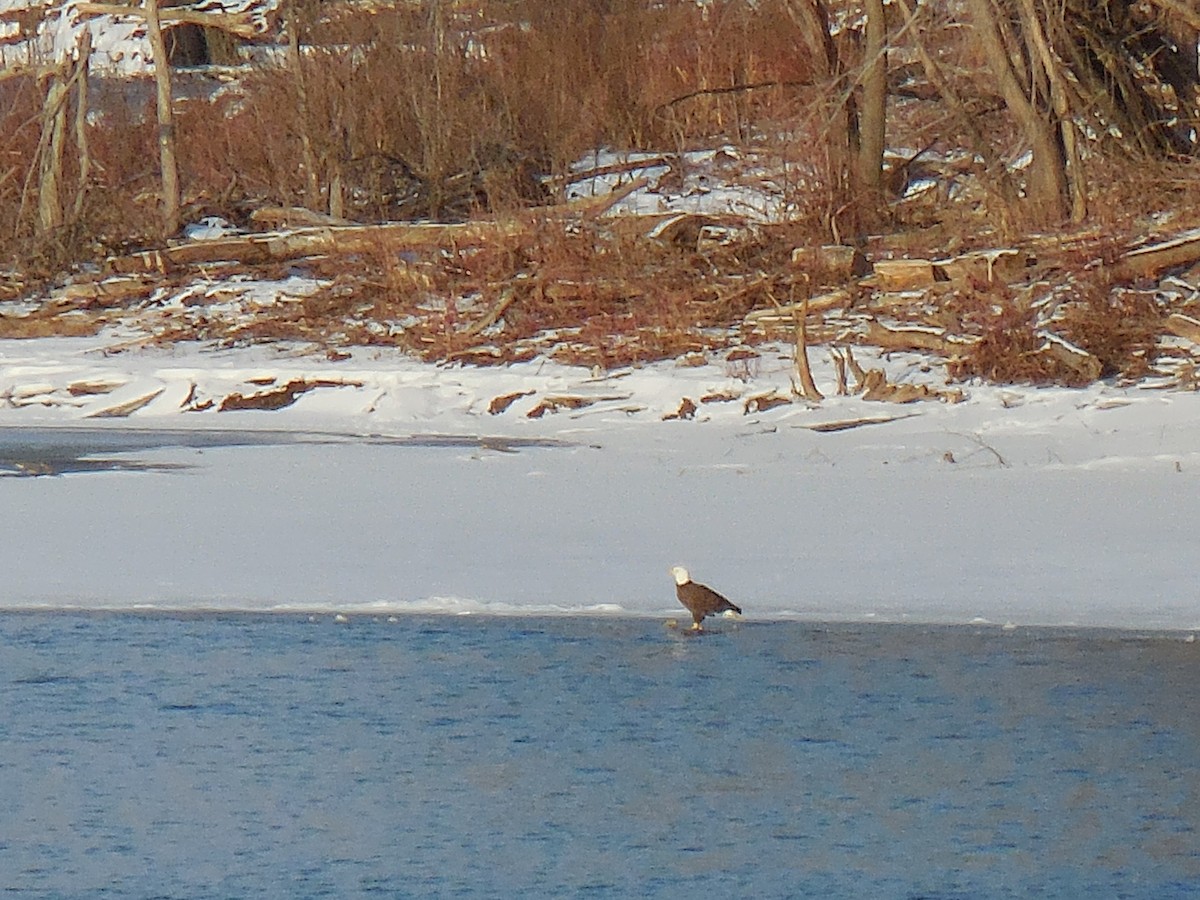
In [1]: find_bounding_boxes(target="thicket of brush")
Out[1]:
[1,0,1199,387]
[1,0,818,263]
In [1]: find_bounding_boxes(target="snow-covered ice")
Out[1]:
[1,334,1197,630]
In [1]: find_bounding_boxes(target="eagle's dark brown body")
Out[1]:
[671,566,741,630]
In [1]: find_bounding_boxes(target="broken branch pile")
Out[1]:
[3,205,1200,392]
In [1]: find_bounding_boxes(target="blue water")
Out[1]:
[2,613,1198,898]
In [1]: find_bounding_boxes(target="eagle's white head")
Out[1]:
[670,565,691,586]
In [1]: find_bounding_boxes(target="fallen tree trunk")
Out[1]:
[743,289,853,326]
[1166,313,1200,345]
[1113,231,1200,281]
[106,179,653,274]
[105,218,532,273]
[75,2,264,38]
[861,319,975,354]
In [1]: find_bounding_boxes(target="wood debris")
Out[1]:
[86,387,165,418]
[1034,332,1102,384]
[857,369,964,403]
[6,189,1199,397]
[67,379,124,396]
[662,397,698,420]
[742,289,853,327]
[743,391,791,414]
[1113,231,1200,281]
[791,245,869,281]
[250,206,358,229]
[934,249,1027,284]
[834,346,964,404]
[869,258,937,291]
[105,219,531,274]
[488,390,534,415]
[217,379,361,412]
[1165,313,1200,345]
[803,414,916,432]
[526,395,597,418]
[861,320,975,355]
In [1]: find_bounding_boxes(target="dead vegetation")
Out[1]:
[2,0,1200,395]
[4,196,1200,396]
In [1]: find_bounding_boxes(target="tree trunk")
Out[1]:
[784,0,859,240]
[965,0,1067,223]
[37,67,68,231]
[892,0,1019,212]
[285,0,321,211]
[1014,0,1086,221]
[143,0,180,237]
[857,0,887,195]
[72,27,93,221]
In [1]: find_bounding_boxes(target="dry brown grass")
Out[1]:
[159,0,822,227]
[2,2,1199,393]
[1054,280,1164,381]
[943,260,1170,387]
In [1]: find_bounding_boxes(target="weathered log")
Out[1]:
[1165,313,1200,345]
[743,391,791,414]
[488,390,534,415]
[217,379,361,412]
[934,248,1026,284]
[466,286,518,337]
[85,387,164,418]
[861,320,975,355]
[48,278,156,313]
[743,289,852,326]
[526,394,630,418]
[576,175,650,219]
[75,2,264,38]
[1113,231,1200,281]
[804,414,916,432]
[870,258,936,291]
[791,245,869,281]
[106,180,654,274]
[105,218,531,273]
[552,156,672,191]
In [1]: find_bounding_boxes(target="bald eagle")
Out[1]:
[671,566,742,630]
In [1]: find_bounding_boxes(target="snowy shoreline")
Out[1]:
[2,334,1199,631]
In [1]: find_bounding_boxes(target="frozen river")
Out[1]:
[1,424,1197,629]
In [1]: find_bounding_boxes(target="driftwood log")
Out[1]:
[1113,231,1200,281]
[75,2,266,38]
[105,219,532,273]
[1166,313,1200,345]
[105,177,652,274]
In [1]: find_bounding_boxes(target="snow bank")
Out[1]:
[1,334,1198,630]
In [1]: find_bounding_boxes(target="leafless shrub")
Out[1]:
[1053,277,1164,381]
[944,282,1077,385]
